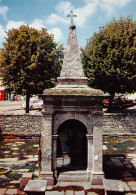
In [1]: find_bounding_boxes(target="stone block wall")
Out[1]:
[103,113,136,135]
[0,114,43,135]
[0,113,136,136]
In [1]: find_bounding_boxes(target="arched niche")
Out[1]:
[56,119,87,173]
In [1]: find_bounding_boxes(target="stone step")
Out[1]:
[23,179,136,194]
[55,181,92,191]
[58,175,88,182]
[45,191,102,195]
[58,171,90,182]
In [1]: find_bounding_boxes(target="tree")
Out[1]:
[0,25,64,113]
[81,16,136,111]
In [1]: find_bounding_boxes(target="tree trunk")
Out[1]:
[108,92,115,112]
[26,93,30,113]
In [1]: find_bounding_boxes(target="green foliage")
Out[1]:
[81,16,136,95]
[0,25,64,96]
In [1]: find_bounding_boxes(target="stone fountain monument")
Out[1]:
[40,13,105,186]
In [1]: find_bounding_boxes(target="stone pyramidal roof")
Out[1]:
[43,24,103,96]
[58,24,86,81]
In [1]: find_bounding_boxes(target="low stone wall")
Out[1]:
[0,114,43,136]
[103,113,136,136]
[0,113,136,137]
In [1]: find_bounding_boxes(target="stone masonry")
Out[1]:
[39,24,105,185]
[0,113,136,136]
[0,114,42,135]
[103,113,136,135]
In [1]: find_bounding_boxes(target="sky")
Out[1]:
[0,0,136,48]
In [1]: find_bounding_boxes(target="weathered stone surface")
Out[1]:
[19,169,30,173]
[103,179,130,192]
[65,190,74,195]
[24,180,47,192]
[12,148,18,151]
[58,173,88,182]
[45,192,65,195]
[127,154,136,157]
[0,158,18,162]
[56,181,91,191]
[103,113,136,134]
[39,23,105,185]
[0,188,7,195]
[92,125,103,174]
[9,180,20,186]
[20,172,32,189]
[41,115,53,174]
[59,25,85,79]
[75,191,85,195]
[42,23,103,97]
[0,113,136,135]
[5,188,18,195]
[127,181,136,191]
[27,157,38,162]
[42,85,103,96]
[0,114,43,134]
[91,178,103,186]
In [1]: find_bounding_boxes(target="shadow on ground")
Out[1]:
[103,154,136,180]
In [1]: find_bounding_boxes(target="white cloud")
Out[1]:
[75,1,98,27]
[46,13,69,25]
[0,24,5,35]
[55,1,74,15]
[47,1,98,27]
[6,21,25,30]
[84,0,98,4]
[0,5,8,20]
[102,0,132,7]
[49,27,63,42]
[46,0,133,28]
[100,0,133,15]
[30,18,46,30]
[0,24,6,47]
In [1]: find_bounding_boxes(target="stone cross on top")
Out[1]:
[67,10,77,24]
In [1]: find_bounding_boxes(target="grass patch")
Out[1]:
[103,137,136,154]
[6,172,22,180]
[0,138,39,159]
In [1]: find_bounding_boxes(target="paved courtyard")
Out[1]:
[0,137,136,194]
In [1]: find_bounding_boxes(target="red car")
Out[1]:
[104,95,133,109]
